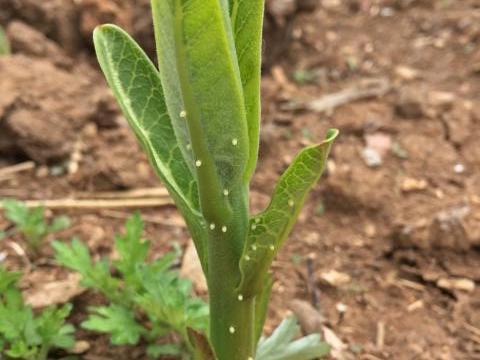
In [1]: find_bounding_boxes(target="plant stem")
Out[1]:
[207,187,254,360]
[173,3,255,355]
[37,344,49,360]
[209,286,255,360]
[207,233,254,360]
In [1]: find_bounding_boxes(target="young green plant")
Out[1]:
[0,25,10,56]
[54,214,209,358]
[0,267,75,360]
[1,199,70,256]
[93,1,338,358]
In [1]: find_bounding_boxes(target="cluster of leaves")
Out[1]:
[53,213,209,358]
[0,24,9,55]
[0,199,70,255]
[0,267,75,360]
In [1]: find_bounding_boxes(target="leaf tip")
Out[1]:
[324,128,339,143]
[94,24,112,33]
[93,24,120,42]
[93,25,105,39]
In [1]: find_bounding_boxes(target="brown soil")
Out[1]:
[1,0,480,359]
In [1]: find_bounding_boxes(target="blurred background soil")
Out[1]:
[1,0,480,359]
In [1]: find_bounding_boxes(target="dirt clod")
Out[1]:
[0,55,115,163]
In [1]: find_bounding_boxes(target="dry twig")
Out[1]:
[284,78,391,113]
[0,161,35,181]
[376,321,385,349]
[76,187,169,199]
[0,197,173,210]
[101,209,186,228]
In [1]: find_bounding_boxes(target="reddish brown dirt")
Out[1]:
[1,0,480,359]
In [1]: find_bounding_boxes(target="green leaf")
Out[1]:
[22,206,48,249]
[53,239,92,276]
[238,129,338,296]
[133,254,209,349]
[134,262,209,335]
[53,239,120,298]
[0,25,9,56]
[0,296,37,343]
[49,216,71,233]
[0,267,75,359]
[257,317,298,354]
[92,24,198,210]
[2,199,30,226]
[113,213,149,277]
[256,317,330,360]
[151,0,249,223]
[93,24,208,270]
[51,324,76,349]
[230,0,265,180]
[35,304,75,350]
[81,305,145,345]
[149,0,195,176]
[0,271,40,346]
[2,199,69,252]
[0,267,21,294]
[5,340,37,359]
[147,343,182,358]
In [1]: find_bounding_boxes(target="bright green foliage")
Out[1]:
[151,0,250,197]
[93,1,338,358]
[256,317,330,360]
[0,25,10,55]
[229,0,265,180]
[1,199,70,255]
[53,214,209,357]
[92,24,207,270]
[238,130,338,297]
[82,305,144,345]
[0,267,75,360]
[53,238,120,299]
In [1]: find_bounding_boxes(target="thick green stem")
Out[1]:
[209,288,255,360]
[37,344,49,360]
[207,233,255,360]
[206,186,254,359]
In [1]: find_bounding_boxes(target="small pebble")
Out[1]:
[454,163,465,174]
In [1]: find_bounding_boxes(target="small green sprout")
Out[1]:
[315,201,326,217]
[0,25,10,56]
[293,69,322,85]
[0,267,75,360]
[1,199,70,256]
[53,214,209,357]
[92,1,338,358]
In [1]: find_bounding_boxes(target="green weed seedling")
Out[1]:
[1,199,70,256]
[0,25,10,56]
[54,214,209,358]
[93,0,338,358]
[0,267,75,360]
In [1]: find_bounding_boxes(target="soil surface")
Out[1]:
[1,0,480,359]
